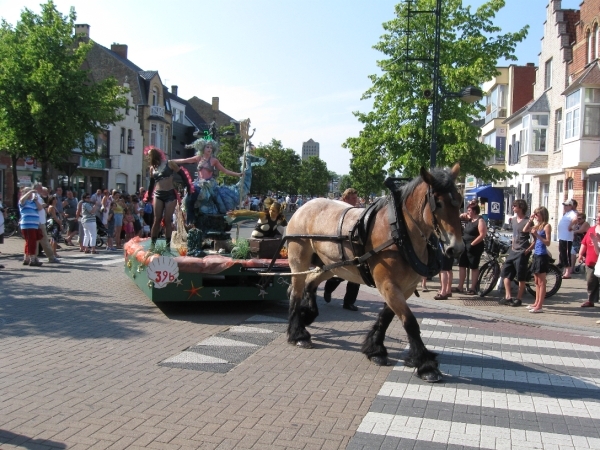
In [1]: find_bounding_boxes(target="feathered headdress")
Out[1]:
[187,138,220,157]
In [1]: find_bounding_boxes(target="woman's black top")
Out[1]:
[463,217,483,246]
[153,161,174,182]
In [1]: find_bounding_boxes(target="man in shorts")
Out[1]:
[499,199,534,307]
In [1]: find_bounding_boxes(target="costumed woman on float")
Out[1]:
[144,146,193,251]
[171,138,246,225]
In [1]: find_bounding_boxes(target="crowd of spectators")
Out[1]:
[4,184,155,268]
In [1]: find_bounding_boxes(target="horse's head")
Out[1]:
[419,163,464,258]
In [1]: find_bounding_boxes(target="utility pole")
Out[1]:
[429,0,443,169]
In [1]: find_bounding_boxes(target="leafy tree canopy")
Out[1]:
[215,124,243,185]
[251,139,302,195]
[343,0,528,183]
[0,0,127,184]
[299,156,330,197]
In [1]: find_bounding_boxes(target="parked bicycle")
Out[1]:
[3,207,21,238]
[476,227,562,298]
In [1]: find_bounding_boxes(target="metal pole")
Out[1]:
[429,0,442,169]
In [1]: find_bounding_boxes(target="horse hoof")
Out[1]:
[296,340,313,349]
[370,356,388,366]
[420,371,443,383]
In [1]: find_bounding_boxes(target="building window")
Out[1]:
[587,30,593,64]
[119,127,125,154]
[554,109,562,151]
[484,85,507,123]
[544,58,552,89]
[567,178,574,200]
[565,90,581,140]
[542,183,549,209]
[125,99,129,115]
[127,129,133,154]
[531,114,548,152]
[173,108,182,123]
[596,24,600,61]
[520,115,529,154]
[150,124,157,147]
[587,179,598,225]
[152,88,158,106]
[584,88,600,137]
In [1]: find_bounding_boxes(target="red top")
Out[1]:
[580,227,599,266]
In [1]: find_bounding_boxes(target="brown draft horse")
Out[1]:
[285,164,464,382]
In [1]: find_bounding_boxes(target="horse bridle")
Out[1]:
[402,185,460,249]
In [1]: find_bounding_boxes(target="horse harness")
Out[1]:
[272,178,444,288]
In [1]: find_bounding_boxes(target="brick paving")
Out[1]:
[1,235,600,449]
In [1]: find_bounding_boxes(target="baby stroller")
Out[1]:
[95,216,108,248]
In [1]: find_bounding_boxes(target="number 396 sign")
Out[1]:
[147,256,179,289]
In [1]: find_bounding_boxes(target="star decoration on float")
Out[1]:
[174,278,183,287]
[257,289,268,299]
[212,289,220,298]
[184,281,203,300]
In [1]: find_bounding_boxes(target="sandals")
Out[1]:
[451,287,463,293]
[91,251,98,254]
[465,289,477,295]
[434,293,448,300]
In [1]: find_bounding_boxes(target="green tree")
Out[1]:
[215,124,243,185]
[337,174,353,194]
[299,156,330,197]
[0,0,127,191]
[251,139,301,195]
[344,0,528,182]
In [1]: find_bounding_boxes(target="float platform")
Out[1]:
[124,237,291,303]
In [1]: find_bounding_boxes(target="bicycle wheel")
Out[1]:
[3,219,19,238]
[477,261,500,297]
[525,264,562,298]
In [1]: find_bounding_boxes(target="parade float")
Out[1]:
[124,120,291,303]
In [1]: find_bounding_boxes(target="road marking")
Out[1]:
[421,344,600,370]
[393,363,600,389]
[379,382,600,419]
[357,412,600,449]
[162,351,228,364]
[160,316,285,373]
[419,329,600,354]
[350,324,600,450]
[196,336,259,347]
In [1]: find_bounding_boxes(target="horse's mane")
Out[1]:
[400,167,455,203]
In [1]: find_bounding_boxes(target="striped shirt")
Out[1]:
[19,199,40,230]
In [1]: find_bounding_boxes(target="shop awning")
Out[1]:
[464,185,505,220]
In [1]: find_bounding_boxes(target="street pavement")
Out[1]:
[1,233,600,450]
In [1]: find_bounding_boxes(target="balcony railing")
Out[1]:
[150,105,165,117]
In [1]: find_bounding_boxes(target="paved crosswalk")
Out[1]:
[159,314,288,373]
[348,318,600,450]
[57,251,124,266]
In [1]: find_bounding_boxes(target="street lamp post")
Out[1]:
[428,0,483,168]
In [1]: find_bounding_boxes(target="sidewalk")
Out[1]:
[405,239,600,333]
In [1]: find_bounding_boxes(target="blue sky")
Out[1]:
[0,0,582,175]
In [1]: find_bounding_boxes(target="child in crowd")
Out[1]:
[123,207,135,242]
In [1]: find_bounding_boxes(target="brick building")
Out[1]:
[565,0,600,222]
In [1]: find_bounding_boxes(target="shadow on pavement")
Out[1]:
[0,273,159,339]
[0,429,66,449]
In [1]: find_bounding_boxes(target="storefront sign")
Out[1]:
[18,175,32,186]
[465,175,477,189]
[24,157,37,169]
[81,157,106,170]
